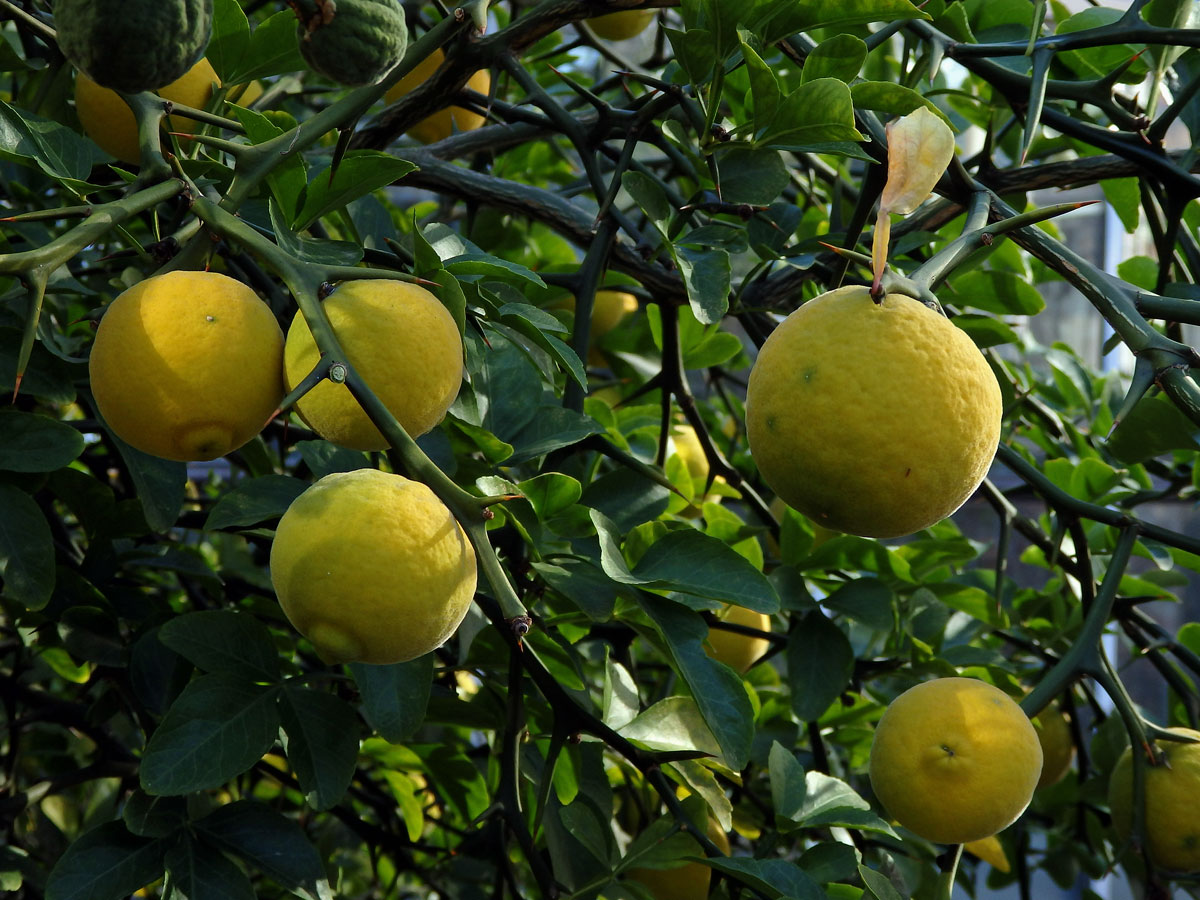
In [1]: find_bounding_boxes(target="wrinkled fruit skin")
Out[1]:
[868,677,1043,845]
[88,270,285,462]
[297,0,408,86]
[269,468,477,665]
[746,285,1003,539]
[56,0,213,93]
[1108,727,1200,873]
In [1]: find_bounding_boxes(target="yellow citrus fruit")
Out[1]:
[627,818,730,900]
[1108,727,1200,873]
[705,604,771,674]
[964,834,1011,873]
[283,280,463,451]
[89,270,284,462]
[269,468,477,665]
[384,49,490,144]
[556,289,639,339]
[1033,705,1075,788]
[588,9,656,41]
[75,58,220,164]
[745,285,1002,539]
[868,677,1043,845]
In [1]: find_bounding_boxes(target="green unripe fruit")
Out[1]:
[55,0,213,94]
[296,0,408,87]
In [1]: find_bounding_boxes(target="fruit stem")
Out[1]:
[934,844,963,900]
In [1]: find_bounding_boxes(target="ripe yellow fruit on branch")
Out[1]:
[627,818,730,900]
[746,285,1002,539]
[1108,727,1200,873]
[75,58,220,165]
[88,270,284,461]
[868,677,1043,845]
[705,604,771,674]
[588,9,656,41]
[270,468,477,665]
[1033,705,1075,788]
[384,48,490,144]
[283,280,464,451]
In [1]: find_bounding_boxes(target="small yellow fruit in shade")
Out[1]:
[868,677,1043,845]
[282,280,464,451]
[745,285,1003,539]
[269,468,477,665]
[75,58,220,165]
[705,604,771,673]
[627,818,730,900]
[556,289,639,339]
[588,9,656,41]
[964,835,1011,873]
[670,423,709,482]
[1108,727,1200,873]
[384,49,490,144]
[1033,705,1075,788]
[88,270,285,462]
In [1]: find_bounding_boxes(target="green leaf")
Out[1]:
[204,474,308,531]
[716,147,790,206]
[229,105,307,223]
[742,41,781,129]
[632,529,780,612]
[0,483,54,609]
[859,864,906,900]
[1108,393,1200,462]
[506,407,602,464]
[60,605,125,667]
[637,593,755,769]
[295,440,369,478]
[664,27,716,83]
[755,78,863,150]
[675,245,730,324]
[951,270,1046,316]
[787,612,854,721]
[0,411,84,471]
[1102,178,1141,234]
[803,34,868,83]
[141,675,281,795]
[45,821,165,900]
[1116,254,1158,292]
[753,0,930,44]
[269,197,363,266]
[225,10,308,84]
[164,838,255,900]
[769,741,807,822]
[952,313,1019,348]
[618,696,721,756]
[193,801,332,900]
[349,655,435,743]
[796,771,896,834]
[278,685,363,810]
[0,99,107,184]
[850,82,953,125]
[822,578,895,632]
[532,558,618,622]
[105,431,187,532]
[158,611,281,683]
[445,253,547,287]
[703,856,826,899]
[122,791,187,839]
[296,152,418,230]
[519,472,582,518]
[206,0,251,83]
[623,170,672,231]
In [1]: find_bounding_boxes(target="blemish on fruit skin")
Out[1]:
[205,315,216,323]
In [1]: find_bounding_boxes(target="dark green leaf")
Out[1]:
[664,27,716,83]
[104,431,187,532]
[206,0,251,82]
[269,197,363,266]
[229,105,306,223]
[1108,393,1200,463]
[769,741,807,822]
[952,313,1019,348]
[122,791,187,839]
[850,82,953,124]
[350,655,435,743]
[295,440,369,478]
[822,578,895,632]
[703,856,826,900]
[755,78,863,149]
[637,593,754,769]
[623,170,672,231]
[278,685,362,810]
[158,611,281,682]
[802,34,868,83]
[506,406,602,464]
[225,10,307,84]
[193,800,332,900]
[796,772,895,834]
[581,469,671,532]
[445,253,546,287]
[204,474,308,531]
[532,558,617,621]
[859,864,906,900]
[141,675,281,795]
[0,99,107,183]
[676,245,730,324]
[45,821,165,900]
[951,269,1046,316]
[632,529,780,612]
[165,838,255,900]
[60,606,126,666]
[0,411,85,471]
[295,152,418,230]
[716,147,790,205]
[0,484,54,609]
[787,612,853,721]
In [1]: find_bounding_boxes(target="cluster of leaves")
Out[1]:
[2,1,1200,900]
